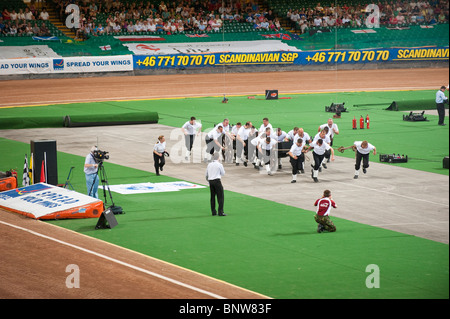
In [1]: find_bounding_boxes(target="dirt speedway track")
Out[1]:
[0,68,448,299]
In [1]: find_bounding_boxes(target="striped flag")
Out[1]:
[22,154,30,187]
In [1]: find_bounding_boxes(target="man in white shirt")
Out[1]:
[181,116,202,160]
[288,138,306,183]
[318,118,339,146]
[436,85,448,126]
[353,140,376,179]
[305,138,335,182]
[258,117,273,135]
[206,153,226,216]
[236,121,252,166]
[205,125,224,162]
[312,129,332,169]
[257,137,278,175]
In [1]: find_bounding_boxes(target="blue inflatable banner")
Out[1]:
[133,46,448,70]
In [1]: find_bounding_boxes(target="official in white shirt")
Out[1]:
[436,85,448,126]
[288,138,306,183]
[181,116,202,160]
[305,138,335,182]
[153,135,166,176]
[206,153,226,216]
[353,140,376,179]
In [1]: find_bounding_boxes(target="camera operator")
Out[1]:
[84,146,99,198]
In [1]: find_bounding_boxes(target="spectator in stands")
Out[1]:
[0,18,4,33]
[9,9,17,21]
[1,8,11,21]
[24,7,34,20]
[39,21,50,36]
[17,9,26,21]
[40,8,49,20]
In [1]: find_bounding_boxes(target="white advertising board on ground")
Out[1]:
[102,181,206,195]
[0,183,103,219]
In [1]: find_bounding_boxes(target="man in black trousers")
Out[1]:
[206,153,226,216]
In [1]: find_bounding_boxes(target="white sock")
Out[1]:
[292,174,297,181]
[313,170,318,178]
[355,170,359,176]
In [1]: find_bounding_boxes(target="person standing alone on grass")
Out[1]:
[206,152,226,216]
[314,189,337,233]
[153,135,166,176]
[436,85,448,126]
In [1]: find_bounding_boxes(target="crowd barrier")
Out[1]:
[0,46,447,75]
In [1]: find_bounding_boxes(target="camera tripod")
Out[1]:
[90,161,123,215]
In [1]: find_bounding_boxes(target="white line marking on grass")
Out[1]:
[0,220,226,299]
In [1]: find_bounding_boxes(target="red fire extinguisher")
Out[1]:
[352,116,357,129]
[366,114,370,129]
[360,116,364,129]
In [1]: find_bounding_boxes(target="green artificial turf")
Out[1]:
[0,138,448,299]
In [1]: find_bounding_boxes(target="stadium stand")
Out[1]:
[0,0,448,57]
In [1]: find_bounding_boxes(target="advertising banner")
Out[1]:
[133,46,448,70]
[0,183,103,219]
[0,55,133,75]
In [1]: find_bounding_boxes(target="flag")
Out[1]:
[29,153,33,185]
[351,29,377,34]
[185,33,210,38]
[32,36,60,41]
[114,35,166,41]
[261,33,292,40]
[40,160,46,183]
[22,154,30,187]
[99,45,111,51]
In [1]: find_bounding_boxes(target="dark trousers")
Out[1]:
[290,154,304,174]
[312,152,325,170]
[185,135,195,151]
[437,103,445,125]
[355,151,369,170]
[209,179,224,215]
[153,153,165,174]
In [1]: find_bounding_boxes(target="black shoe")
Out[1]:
[322,163,327,169]
[313,177,319,183]
[212,212,217,216]
[363,168,367,174]
[291,180,296,183]
[300,169,304,174]
[243,161,248,167]
[278,164,282,169]
[354,175,358,179]
[318,166,322,172]
[439,123,446,126]
[160,167,164,171]
[317,224,325,233]
[218,213,227,216]
[236,163,240,166]
[156,172,160,176]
